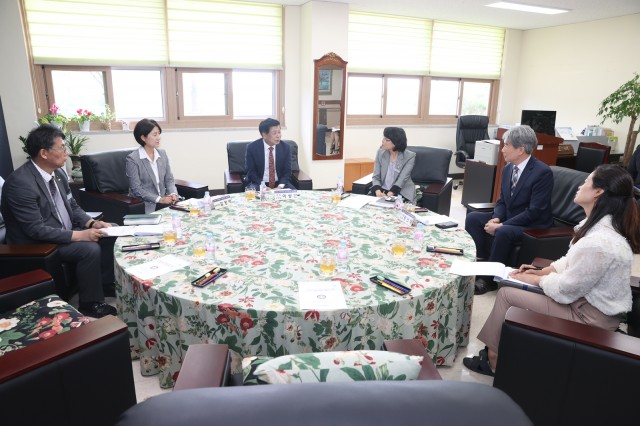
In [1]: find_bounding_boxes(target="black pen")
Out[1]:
[522,266,542,271]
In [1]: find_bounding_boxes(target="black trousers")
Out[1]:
[56,237,115,304]
[464,211,525,265]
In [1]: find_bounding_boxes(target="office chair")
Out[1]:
[574,142,610,173]
[454,115,490,189]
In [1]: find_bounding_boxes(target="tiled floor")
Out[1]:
[127,186,496,401]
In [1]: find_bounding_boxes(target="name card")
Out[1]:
[397,209,416,226]
[211,195,231,209]
[273,189,300,201]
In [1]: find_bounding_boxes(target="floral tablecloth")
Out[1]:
[114,192,476,388]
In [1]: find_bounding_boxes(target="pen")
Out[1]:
[375,275,408,294]
[522,266,542,271]
[374,278,405,295]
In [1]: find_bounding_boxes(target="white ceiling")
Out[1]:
[269,0,640,30]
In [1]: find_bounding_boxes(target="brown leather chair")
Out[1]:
[574,142,611,173]
[0,270,136,426]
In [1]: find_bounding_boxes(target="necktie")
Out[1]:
[268,146,276,189]
[510,166,519,196]
[49,178,72,230]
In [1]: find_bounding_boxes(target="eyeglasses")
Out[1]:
[48,144,68,152]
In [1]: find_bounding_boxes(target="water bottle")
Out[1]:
[336,176,344,195]
[337,240,349,271]
[259,181,267,202]
[205,232,216,261]
[203,191,211,214]
[171,212,182,238]
[394,196,403,210]
[412,223,425,252]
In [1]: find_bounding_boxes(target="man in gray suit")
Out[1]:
[1,124,116,318]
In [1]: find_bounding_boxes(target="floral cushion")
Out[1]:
[0,295,91,357]
[242,350,423,385]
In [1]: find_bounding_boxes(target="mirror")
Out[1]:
[313,52,347,160]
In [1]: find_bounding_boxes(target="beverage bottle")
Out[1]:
[412,223,425,252]
[203,191,211,214]
[336,176,344,195]
[205,232,216,261]
[260,181,267,202]
[171,212,182,238]
[394,196,403,210]
[337,240,349,271]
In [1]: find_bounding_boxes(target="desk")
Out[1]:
[114,192,476,388]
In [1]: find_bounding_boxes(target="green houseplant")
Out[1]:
[37,103,68,130]
[98,104,116,130]
[71,109,95,132]
[65,130,90,181]
[597,73,640,167]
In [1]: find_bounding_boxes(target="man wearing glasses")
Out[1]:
[1,124,116,318]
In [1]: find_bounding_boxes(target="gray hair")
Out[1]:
[503,125,537,154]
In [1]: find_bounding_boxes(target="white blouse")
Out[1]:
[540,215,633,316]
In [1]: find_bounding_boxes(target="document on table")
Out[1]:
[298,281,348,310]
[125,254,190,280]
[449,260,544,294]
[337,194,373,209]
[414,212,456,226]
[102,224,164,237]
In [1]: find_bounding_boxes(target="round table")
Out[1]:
[114,191,476,388]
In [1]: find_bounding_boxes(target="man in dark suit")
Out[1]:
[465,125,553,295]
[1,124,117,318]
[245,118,295,189]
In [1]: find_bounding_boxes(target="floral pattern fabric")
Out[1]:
[114,191,476,388]
[0,295,90,356]
[243,350,423,385]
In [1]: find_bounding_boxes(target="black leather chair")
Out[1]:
[224,140,313,193]
[316,124,329,156]
[575,142,611,173]
[454,115,490,189]
[0,270,137,426]
[494,306,640,426]
[351,146,453,215]
[80,149,208,225]
[468,166,588,266]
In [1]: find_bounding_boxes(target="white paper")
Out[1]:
[298,281,348,311]
[102,225,164,237]
[125,255,190,280]
[368,197,396,209]
[449,260,531,286]
[337,194,372,210]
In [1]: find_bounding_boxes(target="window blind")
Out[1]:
[23,0,283,69]
[430,21,505,78]
[348,12,432,75]
[24,0,168,66]
[166,0,282,69]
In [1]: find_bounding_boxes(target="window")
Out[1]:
[347,12,504,125]
[24,0,284,128]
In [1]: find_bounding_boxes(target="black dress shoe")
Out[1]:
[474,278,497,295]
[79,302,117,318]
[463,355,495,377]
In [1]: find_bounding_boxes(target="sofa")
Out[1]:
[494,306,640,426]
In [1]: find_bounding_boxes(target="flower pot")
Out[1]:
[70,155,83,181]
[80,121,91,132]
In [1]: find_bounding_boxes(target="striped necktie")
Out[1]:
[268,146,276,189]
[510,166,519,196]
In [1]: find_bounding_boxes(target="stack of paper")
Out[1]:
[123,214,162,225]
[102,224,164,237]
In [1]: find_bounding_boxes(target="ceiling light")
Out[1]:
[486,2,570,15]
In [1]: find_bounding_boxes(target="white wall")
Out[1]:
[511,14,640,153]
[2,1,638,191]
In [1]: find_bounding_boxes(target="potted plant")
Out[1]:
[65,130,90,181]
[72,108,95,132]
[597,73,640,167]
[37,103,68,130]
[98,104,116,131]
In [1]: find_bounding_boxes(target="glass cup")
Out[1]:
[189,199,201,217]
[331,189,341,204]
[390,239,407,257]
[192,235,206,258]
[404,202,416,213]
[245,185,256,200]
[319,251,337,276]
[162,223,177,247]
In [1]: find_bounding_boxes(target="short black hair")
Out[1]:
[26,124,66,158]
[383,127,407,152]
[133,119,162,146]
[259,118,280,136]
